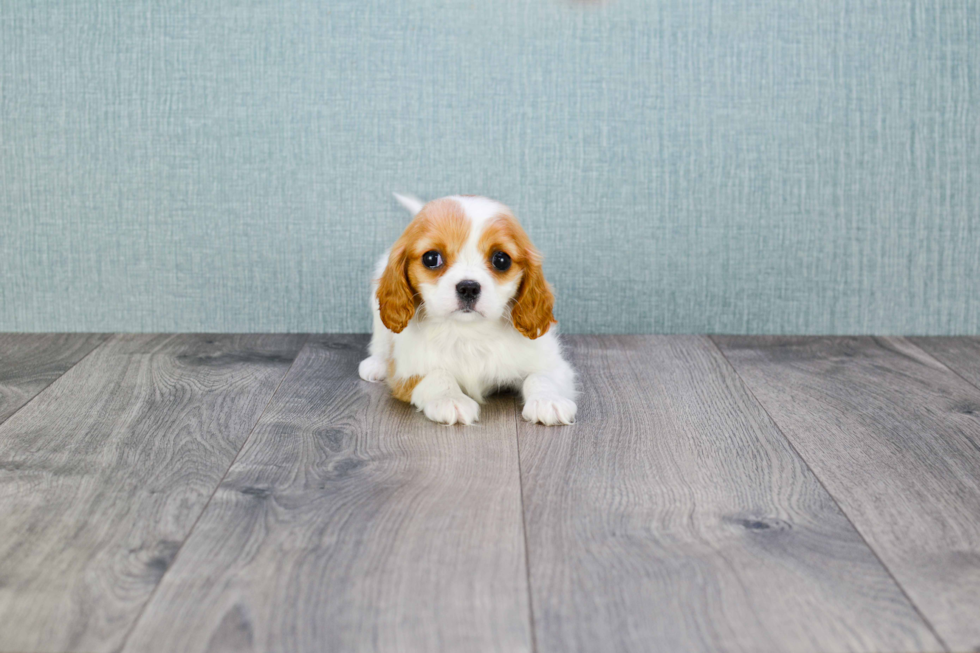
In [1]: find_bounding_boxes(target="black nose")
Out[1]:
[456,280,481,302]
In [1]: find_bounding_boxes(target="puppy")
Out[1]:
[358,194,577,426]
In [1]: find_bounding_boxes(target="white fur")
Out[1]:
[360,195,578,426]
[393,192,424,216]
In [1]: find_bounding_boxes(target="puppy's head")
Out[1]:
[377,196,555,339]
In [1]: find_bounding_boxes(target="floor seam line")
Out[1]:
[903,336,980,397]
[513,394,540,653]
[706,335,951,653]
[115,333,311,652]
[0,333,114,431]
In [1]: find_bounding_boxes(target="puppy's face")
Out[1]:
[377,196,555,339]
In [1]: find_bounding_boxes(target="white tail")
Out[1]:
[393,193,424,216]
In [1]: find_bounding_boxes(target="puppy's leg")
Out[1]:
[522,360,577,426]
[411,370,479,425]
[358,291,391,383]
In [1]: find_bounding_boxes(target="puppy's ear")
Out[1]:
[377,244,416,333]
[511,247,556,339]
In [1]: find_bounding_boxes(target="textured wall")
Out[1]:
[1,0,978,334]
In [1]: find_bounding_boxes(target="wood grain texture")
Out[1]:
[0,333,306,653]
[0,333,109,424]
[910,337,980,390]
[123,335,532,653]
[715,336,980,653]
[518,335,940,653]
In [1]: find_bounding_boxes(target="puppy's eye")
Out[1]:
[491,251,512,271]
[422,250,444,269]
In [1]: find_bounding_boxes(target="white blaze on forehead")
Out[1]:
[448,195,509,265]
[448,195,507,229]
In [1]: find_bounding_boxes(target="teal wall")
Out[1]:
[1,0,978,334]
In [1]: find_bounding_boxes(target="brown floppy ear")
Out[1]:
[377,245,416,333]
[511,247,555,339]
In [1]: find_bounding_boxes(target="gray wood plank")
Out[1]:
[122,335,532,653]
[519,335,941,653]
[714,336,980,653]
[0,333,109,424]
[910,337,980,390]
[0,333,306,653]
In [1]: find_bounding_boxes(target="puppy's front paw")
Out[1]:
[423,394,480,425]
[523,395,577,426]
[358,356,387,383]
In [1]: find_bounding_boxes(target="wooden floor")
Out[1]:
[1,335,979,653]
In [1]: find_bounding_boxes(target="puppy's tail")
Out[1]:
[393,193,424,216]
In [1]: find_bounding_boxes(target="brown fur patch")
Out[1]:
[479,214,556,339]
[405,198,470,291]
[387,359,422,403]
[377,198,471,333]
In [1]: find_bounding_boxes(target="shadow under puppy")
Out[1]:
[359,194,577,426]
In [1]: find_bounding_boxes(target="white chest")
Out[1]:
[392,319,552,397]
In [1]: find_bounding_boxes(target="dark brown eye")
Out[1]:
[491,251,511,271]
[422,250,444,269]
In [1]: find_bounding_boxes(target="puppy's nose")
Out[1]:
[456,280,481,302]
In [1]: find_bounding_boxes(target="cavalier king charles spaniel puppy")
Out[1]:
[358,194,577,426]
